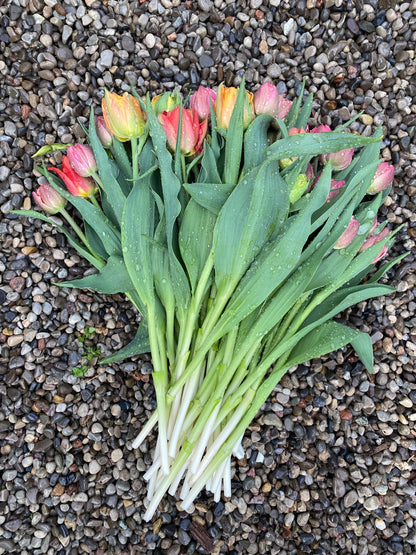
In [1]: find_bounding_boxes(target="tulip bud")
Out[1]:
[33,183,67,214]
[67,144,97,177]
[288,127,308,135]
[310,124,331,134]
[368,161,394,194]
[158,106,208,156]
[102,90,146,142]
[49,156,97,198]
[372,245,388,264]
[189,86,217,121]
[327,179,345,201]
[289,173,309,204]
[151,91,181,115]
[334,217,360,249]
[215,84,254,130]
[253,82,292,120]
[321,148,354,171]
[359,226,390,253]
[95,116,113,147]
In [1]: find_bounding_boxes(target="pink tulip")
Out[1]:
[95,116,113,147]
[322,148,354,171]
[310,124,331,133]
[372,245,388,264]
[67,144,97,177]
[49,156,96,198]
[32,183,67,214]
[159,106,208,156]
[334,217,360,249]
[368,161,394,194]
[189,86,217,122]
[253,82,292,120]
[288,126,308,135]
[359,225,390,263]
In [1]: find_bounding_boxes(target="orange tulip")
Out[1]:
[215,84,254,130]
[101,90,146,141]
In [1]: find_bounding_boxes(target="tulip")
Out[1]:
[102,90,146,141]
[310,124,331,134]
[288,126,308,135]
[289,173,309,204]
[95,116,113,147]
[151,91,181,116]
[327,179,345,201]
[310,124,354,171]
[334,217,360,249]
[49,156,96,198]
[215,84,254,130]
[368,161,394,194]
[359,226,390,253]
[359,224,390,263]
[158,106,208,156]
[189,86,217,121]
[33,182,67,214]
[67,144,97,177]
[253,82,292,120]
[372,245,388,264]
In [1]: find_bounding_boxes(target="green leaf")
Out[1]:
[243,114,275,173]
[199,143,222,184]
[284,79,306,129]
[350,330,374,373]
[112,137,133,182]
[99,322,150,364]
[223,77,246,184]
[58,255,133,294]
[295,92,313,129]
[88,107,126,223]
[266,131,380,161]
[179,200,216,291]
[211,165,331,336]
[284,320,373,371]
[183,182,234,215]
[11,209,104,270]
[122,178,156,310]
[213,158,289,294]
[85,222,109,259]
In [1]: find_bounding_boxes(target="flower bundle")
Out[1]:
[15,78,404,521]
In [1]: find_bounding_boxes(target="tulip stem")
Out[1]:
[61,208,104,264]
[89,193,102,212]
[131,137,139,185]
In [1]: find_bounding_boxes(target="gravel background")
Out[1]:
[1,0,416,553]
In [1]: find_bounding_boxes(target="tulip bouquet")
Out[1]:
[14,78,404,521]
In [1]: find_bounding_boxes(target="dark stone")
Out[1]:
[199,53,214,68]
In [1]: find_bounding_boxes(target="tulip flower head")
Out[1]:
[359,224,390,263]
[95,116,113,147]
[334,217,360,249]
[102,90,146,141]
[33,182,67,214]
[310,124,331,134]
[321,147,354,171]
[151,91,181,116]
[215,84,254,130]
[159,106,208,156]
[253,82,292,120]
[368,161,394,194]
[49,156,96,198]
[67,144,97,177]
[189,86,217,122]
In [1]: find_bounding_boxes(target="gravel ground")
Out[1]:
[1,0,416,553]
